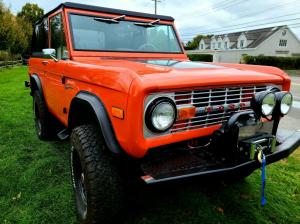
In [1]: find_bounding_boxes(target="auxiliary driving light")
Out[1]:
[275,92,293,116]
[145,97,177,133]
[252,91,276,117]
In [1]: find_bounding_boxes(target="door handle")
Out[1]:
[42,61,49,65]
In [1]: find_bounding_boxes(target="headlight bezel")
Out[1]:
[145,97,177,133]
[252,91,277,118]
[275,91,293,116]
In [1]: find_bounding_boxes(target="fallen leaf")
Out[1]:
[12,192,21,201]
[215,207,224,215]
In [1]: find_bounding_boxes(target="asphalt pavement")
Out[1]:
[278,73,300,132]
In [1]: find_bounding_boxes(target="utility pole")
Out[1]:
[152,0,161,15]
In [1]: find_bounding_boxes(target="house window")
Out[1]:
[279,39,287,47]
[224,42,228,49]
[218,42,221,49]
[200,44,204,49]
[240,40,244,48]
[212,43,215,49]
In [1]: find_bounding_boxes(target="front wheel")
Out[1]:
[70,125,126,224]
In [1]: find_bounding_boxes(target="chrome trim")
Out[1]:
[143,84,280,138]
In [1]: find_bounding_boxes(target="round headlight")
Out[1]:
[275,92,293,115]
[145,98,176,133]
[261,92,276,116]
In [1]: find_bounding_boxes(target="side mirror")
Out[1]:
[42,48,58,62]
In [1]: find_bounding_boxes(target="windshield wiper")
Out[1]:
[94,15,125,24]
[134,19,160,27]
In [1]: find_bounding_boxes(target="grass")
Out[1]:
[0,66,299,224]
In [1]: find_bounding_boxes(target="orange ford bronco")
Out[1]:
[28,2,300,223]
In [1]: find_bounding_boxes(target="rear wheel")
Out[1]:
[70,124,126,224]
[33,90,55,140]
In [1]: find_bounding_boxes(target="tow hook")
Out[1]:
[257,147,267,206]
[257,148,264,164]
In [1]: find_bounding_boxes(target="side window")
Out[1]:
[31,18,48,57]
[50,13,68,60]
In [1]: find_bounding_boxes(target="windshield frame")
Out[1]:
[67,12,184,54]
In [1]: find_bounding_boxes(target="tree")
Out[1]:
[0,1,15,51]
[17,3,43,55]
[185,34,212,50]
[17,3,44,27]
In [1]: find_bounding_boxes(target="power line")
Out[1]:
[181,17,300,37]
[180,0,298,33]
[179,23,300,41]
[193,0,246,18]
[182,12,300,36]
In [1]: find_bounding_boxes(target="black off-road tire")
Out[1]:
[70,124,126,224]
[33,90,55,140]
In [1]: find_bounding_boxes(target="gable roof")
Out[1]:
[211,26,285,49]
[37,2,174,24]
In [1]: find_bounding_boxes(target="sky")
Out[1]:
[3,0,300,42]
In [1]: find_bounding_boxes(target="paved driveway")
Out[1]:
[278,71,300,132]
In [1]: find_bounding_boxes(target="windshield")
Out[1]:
[69,14,182,53]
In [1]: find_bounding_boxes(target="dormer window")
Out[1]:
[200,44,204,49]
[224,42,228,49]
[237,34,247,49]
[240,40,244,48]
[218,42,221,49]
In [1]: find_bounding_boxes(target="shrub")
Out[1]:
[188,54,213,62]
[0,51,9,61]
[243,55,300,69]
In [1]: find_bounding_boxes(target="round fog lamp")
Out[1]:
[261,93,276,116]
[280,93,293,115]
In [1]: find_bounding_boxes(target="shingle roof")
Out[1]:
[203,38,210,44]
[212,26,286,48]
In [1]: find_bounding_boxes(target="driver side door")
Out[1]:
[43,12,69,125]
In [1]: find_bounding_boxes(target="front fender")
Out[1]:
[68,91,123,154]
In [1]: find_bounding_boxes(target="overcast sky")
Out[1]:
[3,0,300,42]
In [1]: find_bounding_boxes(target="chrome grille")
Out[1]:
[171,85,267,132]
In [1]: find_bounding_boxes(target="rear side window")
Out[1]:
[31,18,49,57]
[50,13,68,60]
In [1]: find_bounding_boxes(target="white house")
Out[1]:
[188,25,300,63]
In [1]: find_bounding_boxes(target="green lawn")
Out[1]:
[0,66,299,224]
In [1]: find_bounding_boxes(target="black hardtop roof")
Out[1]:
[38,2,174,24]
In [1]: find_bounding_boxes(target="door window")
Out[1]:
[50,13,68,59]
[31,18,48,57]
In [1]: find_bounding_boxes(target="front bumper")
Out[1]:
[141,130,300,184]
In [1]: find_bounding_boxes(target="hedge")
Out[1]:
[187,54,213,62]
[243,55,300,69]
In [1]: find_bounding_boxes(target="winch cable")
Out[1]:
[258,149,267,206]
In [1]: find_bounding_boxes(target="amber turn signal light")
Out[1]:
[112,107,124,119]
[177,106,196,120]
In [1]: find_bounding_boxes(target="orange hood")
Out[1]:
[71,58,289,93]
